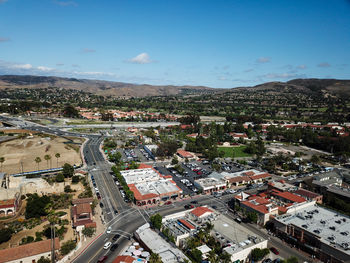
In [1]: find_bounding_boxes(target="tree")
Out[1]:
[149,253,162,263]
[21,236,34,244]
[37,257,51,263]
[63,104,79,118]
[56,173,65,183]
[64,185,72,192]
[149,213,162,230]
[311,154,321,164]
[44,154,51,169]
[72,175,80,184]
[247,212,258,223]
[0,228,12,244]
[283,256,299,263]
[171,156,179,165]
[191,248,202,263]
[25,194,51,219]
[0,157,4,172]
[62,163,74,178]
[35,157,42,170]
[55,153,60,167]
[250,248,270,261]
[60,240,76,255]
[82,227,96,237]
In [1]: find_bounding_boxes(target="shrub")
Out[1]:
[60,240,76,255]
[0,228,13,244]
[82,227,96,237]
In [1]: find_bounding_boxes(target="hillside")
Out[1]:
[229,78,350,98]
[0,75,215,98]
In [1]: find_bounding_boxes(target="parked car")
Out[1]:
[112,234,120,241]
[190,200,198,204]
[164,200,172,205]
[97,256,108,263]
[106,226,112,234]
[103,241,112,250]
[184,204,194,209]
[110,243,119,251]
[270,247,279,255]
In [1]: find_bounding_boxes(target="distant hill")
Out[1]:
[0,75,215,98]
[229,78,350,98]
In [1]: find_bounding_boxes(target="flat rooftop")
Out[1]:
[121,168,160,184]
[212,214,266,254]
[136,179,181,196]
[195,177,226,190]
[136,225,188,263]
[275,204,350,255]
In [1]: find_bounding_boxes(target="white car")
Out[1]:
[104,241,112,250]
[106,226,112,234]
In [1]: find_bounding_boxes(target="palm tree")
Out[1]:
[44,154,51,169]
[55,153,60,167]
[35,157,42,170]
[0,157,4,172]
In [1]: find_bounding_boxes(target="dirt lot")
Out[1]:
[266,143,330,159]
[0,135,82,174]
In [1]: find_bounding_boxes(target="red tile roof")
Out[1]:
[241,200,269,214]
[76,203,92,214]
[272,190,306,203]
[294,189,321,199]
[0,199,15,209]
[73,218,94,227]
[191,206,213,218]
[138,163,153,169]
[228,176,250,184]
[244,171,255,176]
[0,238,60,263]
[179,219,195,230]
[177,149,193,158]
[113,255,136,263]
[128,184,158,201]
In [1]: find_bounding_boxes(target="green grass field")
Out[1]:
[218,145,252,158]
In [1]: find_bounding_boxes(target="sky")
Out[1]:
[0,0,350,88]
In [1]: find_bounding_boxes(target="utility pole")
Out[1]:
[51,222,56,263]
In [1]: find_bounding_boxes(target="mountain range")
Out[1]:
[0,75,349,98]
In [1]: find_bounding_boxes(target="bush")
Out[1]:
[25,194,51,219]
[71,175,80,184]
[21,236,34,244]
[0,228,13,244]
[38,256,51,263]
[56,173,65,182]
[82,227,96,237]
[150,214,162,230]
[60,240,76,255]
[64,185,72,193]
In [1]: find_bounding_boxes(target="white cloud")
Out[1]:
[256,57,271,63]
[12,63,33,69]
[0,37,10,42]
[37,66,54,71]
[297,64,307,70]
[54,1,77,7]
[318,62,331,68]
[128,53,153,64]
[262,72,306,79]
[81,48,96,53]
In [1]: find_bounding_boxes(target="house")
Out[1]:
[0,196,21,217]
[293,188,323,204]
[190,206,214,219]
[71,199,95,231]
[176,149,194,159]
[0,238,60,263]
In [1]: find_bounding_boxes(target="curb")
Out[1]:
[70,232,103,263]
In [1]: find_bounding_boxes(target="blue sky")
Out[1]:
[0,0,349,88]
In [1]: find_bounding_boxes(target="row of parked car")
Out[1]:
[91,175,101,199]
[139,148,153,160]
[123,148,139,161]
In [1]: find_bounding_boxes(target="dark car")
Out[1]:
[270,247,279,255]
[114,209,118,214]
[112,234,120,241]
[110,243,119,251]
[184,204,194,209]
[190,200,198,204]
[99,202,104,208]
[164,200,172,205]
[263,259,272,263]
[97,256,108,263]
